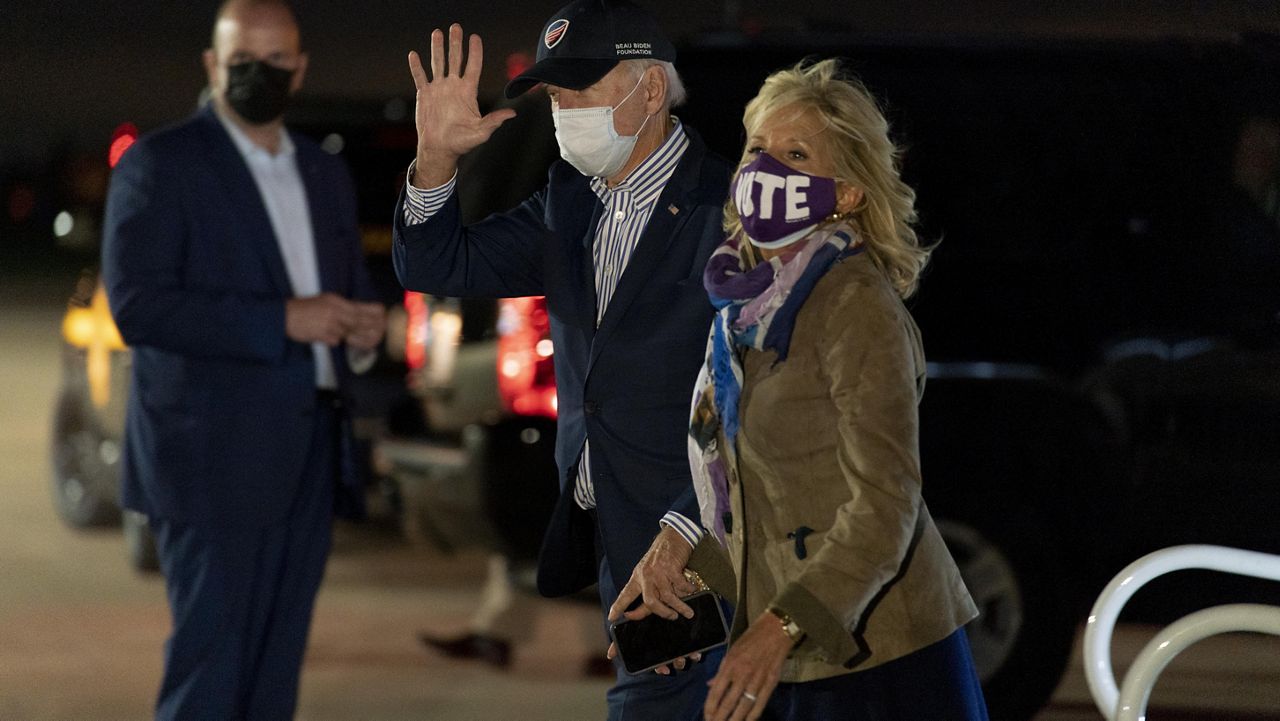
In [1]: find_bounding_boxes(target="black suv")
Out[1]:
[380,32,1280,721]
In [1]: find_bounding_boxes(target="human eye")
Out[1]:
[745,145,763,155]
[787,148,808,161]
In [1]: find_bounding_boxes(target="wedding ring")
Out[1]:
[742,691,758,703]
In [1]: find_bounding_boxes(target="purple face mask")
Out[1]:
[731,152,837,249]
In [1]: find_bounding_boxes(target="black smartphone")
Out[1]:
[608,590,729,675]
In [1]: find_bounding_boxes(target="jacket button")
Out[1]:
[584,401,600,415]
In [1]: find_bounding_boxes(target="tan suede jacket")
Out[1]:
[688,251,977,683]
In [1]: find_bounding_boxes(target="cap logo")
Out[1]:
[544,19,569,49]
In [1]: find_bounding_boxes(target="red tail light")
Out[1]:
[108,122,138,169]
[497,296,557,419]
[404,291,428,371]
[505,52,534,82]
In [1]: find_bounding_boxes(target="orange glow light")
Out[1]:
[61,287,126,409]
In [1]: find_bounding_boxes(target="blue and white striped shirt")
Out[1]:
[402,118,703,549]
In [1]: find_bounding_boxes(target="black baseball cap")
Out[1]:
[504,0,676,99]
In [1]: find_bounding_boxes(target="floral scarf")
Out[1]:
[687,223,864,545]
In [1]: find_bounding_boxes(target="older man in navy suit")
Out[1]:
[101,1,384,718]
[393,2,733,717]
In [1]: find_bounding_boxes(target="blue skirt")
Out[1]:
[762,628,989,721]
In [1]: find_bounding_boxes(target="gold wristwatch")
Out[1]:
[766,606,806,648]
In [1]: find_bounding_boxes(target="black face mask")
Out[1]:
[224,60,295,125]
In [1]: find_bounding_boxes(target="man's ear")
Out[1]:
[836,182,864,215]
[291,52,309,94]
[643,65,665,115]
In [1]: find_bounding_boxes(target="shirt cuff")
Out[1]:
[660,512,704,549]
[402,161,457,226]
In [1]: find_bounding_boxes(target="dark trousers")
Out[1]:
[598,555,726,721]
[763,628,989,721]
[151,403,337,721]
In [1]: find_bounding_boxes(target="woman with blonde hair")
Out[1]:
[683,58,989,720]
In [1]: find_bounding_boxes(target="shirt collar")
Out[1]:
[591,117,687,206]
[214,105,295,161]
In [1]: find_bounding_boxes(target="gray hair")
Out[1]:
[623,59,687,109]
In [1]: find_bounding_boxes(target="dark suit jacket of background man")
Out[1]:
[393,127,732,596]
[103,104,374,531]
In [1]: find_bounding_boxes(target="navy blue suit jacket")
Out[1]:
[103,105,373,529]
[393,127,732,596]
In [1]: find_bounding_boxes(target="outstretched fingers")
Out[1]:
[407,51,429,90]
[429,27,445,81]
[447,23,464,77]
[465,33,485,84]
[479,107,517,136]
[417,26,486,86]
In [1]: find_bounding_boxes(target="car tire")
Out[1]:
[123,509,160,573]
[50,389,121,528]
[936,516,1076,721]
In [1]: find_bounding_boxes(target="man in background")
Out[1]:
[102,1,384,717]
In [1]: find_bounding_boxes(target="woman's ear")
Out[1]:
[836,182,864,215]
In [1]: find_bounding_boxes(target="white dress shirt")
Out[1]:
[217,110,337,390]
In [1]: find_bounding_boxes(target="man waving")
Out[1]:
[393,1,732,717]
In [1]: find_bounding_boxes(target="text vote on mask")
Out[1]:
[735,170,813,222]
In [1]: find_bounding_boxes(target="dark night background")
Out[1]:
[3,1,1280,165]
[2,0,1277,293]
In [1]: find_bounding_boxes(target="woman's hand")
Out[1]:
[704,610,795,721]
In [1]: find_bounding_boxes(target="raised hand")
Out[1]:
[407,23,517,188]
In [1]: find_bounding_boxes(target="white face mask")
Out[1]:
[552,74,652,179]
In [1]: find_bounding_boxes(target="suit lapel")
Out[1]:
[295,142,341,294]
[579,196,604,340]
[587,141,703,370]
[197,108,291,295]
[552,177,602,346]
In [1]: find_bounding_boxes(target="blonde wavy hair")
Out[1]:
[724,58,931,298]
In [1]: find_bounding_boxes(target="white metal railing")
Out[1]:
[1083,545,1280,721]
